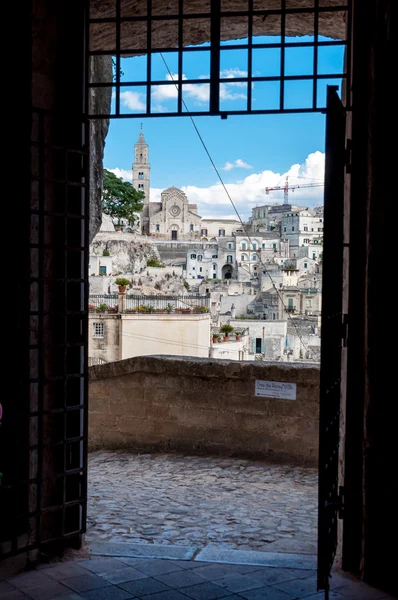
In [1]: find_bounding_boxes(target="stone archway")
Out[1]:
[222,264,233,279]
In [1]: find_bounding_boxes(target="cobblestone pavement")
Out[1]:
[2,555,394,600]
[87,452,318,555]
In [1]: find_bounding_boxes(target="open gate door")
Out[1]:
[317,86,347,595]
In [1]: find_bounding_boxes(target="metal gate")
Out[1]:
[317,86,347,594]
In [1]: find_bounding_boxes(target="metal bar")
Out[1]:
[247,0,253,112]
[115,0,121,116]
[146,0,152,114]
[313,0,319,110]
[210,0,221,115]
[178,0,183,113]
[280,0,286,110]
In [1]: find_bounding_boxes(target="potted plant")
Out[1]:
[181,308,191,314]
[115,277,130,294]
[165,303,174,314]
[95,303,109,313]
[235,328,243,341]
[220,324,234,342]
[89,304,95,312]
[212,333,221,343]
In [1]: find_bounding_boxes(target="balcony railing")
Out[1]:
[124,294,210,314]
[300,288,319,294]
[285,306,296,313]
[89,295,118,312]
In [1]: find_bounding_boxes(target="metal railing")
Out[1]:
[300,288,320,294]
[125,294,210,314]
[89,295,118,312]
[285,306,297,313]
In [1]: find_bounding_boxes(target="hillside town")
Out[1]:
[89,130,323,365]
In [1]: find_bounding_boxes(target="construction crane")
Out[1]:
[265,176,324,205]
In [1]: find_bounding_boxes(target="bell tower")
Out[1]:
[132,125,150,234]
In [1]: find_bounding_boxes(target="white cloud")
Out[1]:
[107,168,131,182]
[120,91,146,111]
[223,159,253,171]
[108,151,325,220]
[151,69,251,107]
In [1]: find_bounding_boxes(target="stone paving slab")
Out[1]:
[195,550,317,571]
[87,452,318,555]
[1,555,394,600]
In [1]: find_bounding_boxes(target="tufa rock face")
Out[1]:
[89,0,346,53]
[90,232,161,273]
[89,56,113,242]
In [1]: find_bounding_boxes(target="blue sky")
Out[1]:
[104,36,344,219]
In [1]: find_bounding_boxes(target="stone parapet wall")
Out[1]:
[89,356,320,464]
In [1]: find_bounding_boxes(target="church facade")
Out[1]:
[132,129,242,240]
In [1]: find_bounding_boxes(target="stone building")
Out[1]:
[132,129,151,234]
[149,186,202,239]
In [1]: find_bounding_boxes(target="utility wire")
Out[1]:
[159,54,314,357]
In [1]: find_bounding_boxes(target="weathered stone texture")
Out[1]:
[89,57,113,241]
[89,356,320,464]
[89,0,346,52]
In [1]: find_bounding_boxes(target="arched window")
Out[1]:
[190,254,197,259]
[241,254,247,261]
[226,255,233,263]
[251,254,257,261]
[138,172,144,179]
[138,183,144,190]
[241,242,247,250]
[252,241,257,250]
[197,255,202,262]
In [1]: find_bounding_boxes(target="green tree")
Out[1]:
[102,169,144,225]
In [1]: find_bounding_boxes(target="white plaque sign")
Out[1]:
[255,380,296,400]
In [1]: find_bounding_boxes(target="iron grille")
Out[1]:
[0,108,89,561]
[317,86,346,593]
[87,0,351,119]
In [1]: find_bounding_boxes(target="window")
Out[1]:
[99,265,107,275]
[197,255,202,262]
[200,267,202,272]
[304,262,308,268]
[241,242,247,250]
[227,255,233,263]
[140,153,143,160]
[138,172,144,179]
[273,243,277,250]
[241,254,246,261]
[311,228,314,231]
[201,229,208,236]
[304,226,308,231]
[93,322,104,338]
[189,224,194,231]
[313,253,316,260]
[190,254,197,259]
[219,229,225,236]
[306,299,312,307]
[318,227,322,232]
[252,242,257,250]
[292,226,295,231]
[227,243,233,249]
[156,224,160,232]
[213,264,216,270]
[251,254,257,261]
[138,183,144,190]
[263,210,267,218]
[255,338,264,354]
[212,254,218,258]
[213,273,217,279]
[283,227,286,232]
